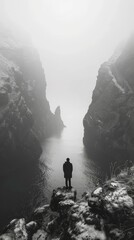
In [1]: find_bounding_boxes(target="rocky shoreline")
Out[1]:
[1,166,134,240]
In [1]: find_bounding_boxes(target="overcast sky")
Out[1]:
[1,0,134,123]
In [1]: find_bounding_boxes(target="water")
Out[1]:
[40,116,98,201]
[0,114,99,230]
[0,162,45,230]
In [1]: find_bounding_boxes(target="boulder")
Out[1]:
[32,229,47,240]
[0,219,28,240]
[1,174,134,240]
[50,187,77,211]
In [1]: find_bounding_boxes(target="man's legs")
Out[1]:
[65,178,68,188]
[69,178,71,188]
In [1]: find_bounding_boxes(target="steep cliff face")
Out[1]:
[0,27,64,174]
[83,36,134,166]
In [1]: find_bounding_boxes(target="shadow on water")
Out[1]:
[0,161,47,231]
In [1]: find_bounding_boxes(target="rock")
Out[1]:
[82,191,90,200]
[0,233,14,240]
[0,25,65,229]
[88,197,102,211]
[13,219,28,240]
[54,106,65,129]
[32,229,47,240]
[83,35,134,167]
[0,219,28,240]
[26,221,38,236]
[109,228,124,239]
[67,198,106,240]
[58,199,75,216]
[92,187,102,197]
[50,187,77,211]
[46,218,59,233]
[0,26,64,177]
[71,213,81,222]
[104,186,133,213]
[68,223,106,240]
[32,205,50,226]
[34,205,50,216]
[1,171,134,240]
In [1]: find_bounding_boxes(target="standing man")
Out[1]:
[63,158,73,189]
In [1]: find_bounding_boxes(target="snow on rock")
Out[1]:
[92,187,102,197]
[69,225,106,240]
[58,200,75,217]
[50,187,77,211]
[1,173,134,240]
[33,205,49,216]
[104,186,133,213]
[32,229,47,240]
[0,219,28,240]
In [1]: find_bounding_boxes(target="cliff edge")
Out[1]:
[0,26,64,174]
[1,167,134,239]
[83,35,134,167]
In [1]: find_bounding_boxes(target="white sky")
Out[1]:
[1,0,134,123]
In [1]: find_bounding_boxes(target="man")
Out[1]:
[63,158,73,189]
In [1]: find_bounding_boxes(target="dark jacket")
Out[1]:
[63,161,73,178]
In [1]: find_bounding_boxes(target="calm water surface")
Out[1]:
[0,115,99,230]
[40,118,98,200]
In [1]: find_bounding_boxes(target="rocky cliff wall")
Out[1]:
[83,36,134,168]
[0,27,64,174]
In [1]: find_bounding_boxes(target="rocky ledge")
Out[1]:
[1,167,134,240]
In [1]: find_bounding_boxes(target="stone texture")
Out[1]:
[0,219,28,240]
[1,169,134,239]
[50,187,77,211]
[83,35,134,167]
[0,26,64,175]
[32,230,47,240]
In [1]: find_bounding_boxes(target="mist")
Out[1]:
[1,0,134,124]
[1,0,134,233]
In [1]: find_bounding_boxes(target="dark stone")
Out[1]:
[83,35,134,169]
[50,187,76,212]
[0,26,64,177]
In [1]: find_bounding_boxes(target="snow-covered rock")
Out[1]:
[0,219,28,240]
[1,167,134,240]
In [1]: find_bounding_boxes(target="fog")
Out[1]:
[1,0,134,124]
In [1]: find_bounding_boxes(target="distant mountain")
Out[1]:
[83,35,134,167]
[0,26,64,175]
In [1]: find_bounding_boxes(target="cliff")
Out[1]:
[1,166,134,240]
[0,26,64,174]
[83,35,134,168]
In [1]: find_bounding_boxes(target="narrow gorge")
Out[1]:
[1,32,134,240]
[1,8,134,240]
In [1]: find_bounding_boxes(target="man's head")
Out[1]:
[66,158,70,162]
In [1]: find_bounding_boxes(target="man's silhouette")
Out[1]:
[63,158,73,189]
